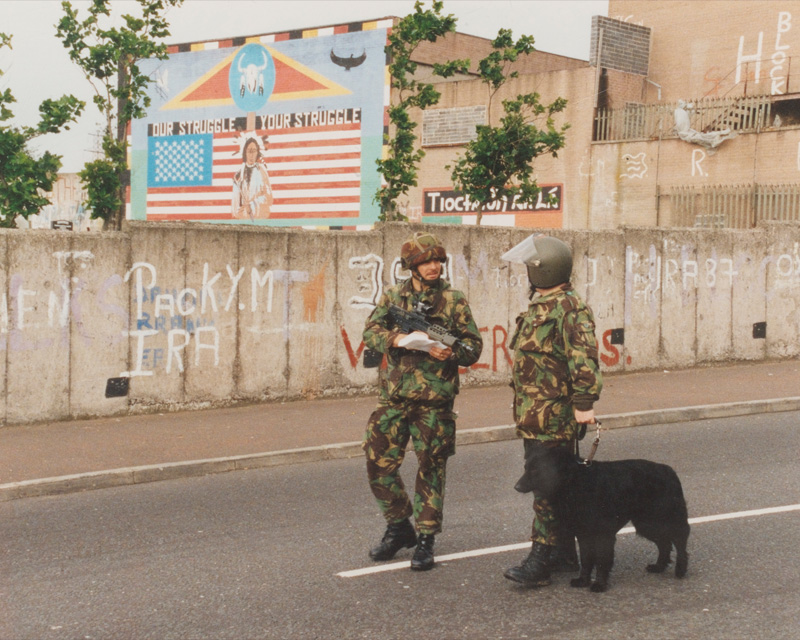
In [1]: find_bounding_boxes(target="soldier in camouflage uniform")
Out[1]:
[501,234,603,588]
[363,231,482,571]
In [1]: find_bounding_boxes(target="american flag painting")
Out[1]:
[146,120,362,221]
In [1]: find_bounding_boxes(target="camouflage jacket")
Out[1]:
[510,284,603,441]
[363,278,483,406]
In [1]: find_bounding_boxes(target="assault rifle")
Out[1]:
[388,303,474,354]
[362,302,473,369]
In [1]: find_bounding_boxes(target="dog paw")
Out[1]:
[570,577,591,588]
[590,581,608,593]
[675,558,688,578]
[646,563,668,573]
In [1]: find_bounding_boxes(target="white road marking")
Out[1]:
[337,503,800,578]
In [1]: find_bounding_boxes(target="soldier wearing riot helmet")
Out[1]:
[501,234,603,587]
[516,234,574,290]
[362,231,483,571]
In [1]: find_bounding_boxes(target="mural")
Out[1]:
[130,21,391,228]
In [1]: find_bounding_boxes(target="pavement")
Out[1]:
[1,359,799,501]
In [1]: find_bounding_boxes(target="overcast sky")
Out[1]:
[1,0,608,172]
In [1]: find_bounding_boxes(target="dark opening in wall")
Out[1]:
[770,98,800,127]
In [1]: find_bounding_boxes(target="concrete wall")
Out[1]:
[0,220,797,426]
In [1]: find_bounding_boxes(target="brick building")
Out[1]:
[127,1,800,230]
[28,173,96,232]
[411,0,800,230]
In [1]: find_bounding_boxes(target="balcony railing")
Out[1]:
[660,183,800,229]
[594,96,776,142]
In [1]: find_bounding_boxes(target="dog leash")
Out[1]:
[578,420,602,466]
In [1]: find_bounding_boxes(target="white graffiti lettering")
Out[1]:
[348,254,383,308]
[121,329,159,377]
[736,31,763,85]
[772,12,792,94]
[692,148,707,177]
[167,329,191,373]
[620,152,648,179]
[201,263,221,313]
[225,265,246,312]
[124,262,158,320]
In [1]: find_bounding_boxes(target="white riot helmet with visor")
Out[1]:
[501,234,573,289]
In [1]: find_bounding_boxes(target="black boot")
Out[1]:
[503,543,552,587]
[369,518,417,561]
[410,533,435,571]
[549,536,579,572]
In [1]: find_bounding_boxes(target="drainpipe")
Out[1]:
[588,28,604,229]
[594,28,604,109]
[646,79,662,101]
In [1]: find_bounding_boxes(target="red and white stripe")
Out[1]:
[146,123,362,220]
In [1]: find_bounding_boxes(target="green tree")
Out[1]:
[0,33,85,228]
[56,0,183,230]
[376,1,469,222]
[449,29,569,225]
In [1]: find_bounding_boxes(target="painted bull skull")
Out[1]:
[238,50,268,97]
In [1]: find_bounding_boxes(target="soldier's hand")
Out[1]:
[429,345,452,361]
[574,408,595,424]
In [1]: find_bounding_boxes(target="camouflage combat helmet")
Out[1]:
[501,234,573,288]
[400,231,447,270]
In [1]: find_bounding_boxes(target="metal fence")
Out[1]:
[594,96,773,142]
[708,56,800,98]
[662,184,800,228]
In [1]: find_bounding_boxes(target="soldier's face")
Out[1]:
[416,259,442,284]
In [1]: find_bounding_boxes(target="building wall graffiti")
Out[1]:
[614,1,800,101]
[620,153,648,179]
[26,174,92,231]
[0,221,796,425]
[735,11,793,95]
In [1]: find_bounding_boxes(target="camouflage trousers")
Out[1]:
[524,438,574,546]
[363,400,457,535]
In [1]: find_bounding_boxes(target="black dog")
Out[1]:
[515,442,690,592]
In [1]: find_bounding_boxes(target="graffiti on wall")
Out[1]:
[735,11,793,95]
[691,148,708,177]
[623,240,800,321]
[131,23,390,227]
[620,153,648,179]
[1,242,799,383]
[340,250,512,372]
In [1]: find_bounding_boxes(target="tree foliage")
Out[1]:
[449,29,569,225]
[376,1,469,221]
[0,33,85,228]
[56,0,183,229]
